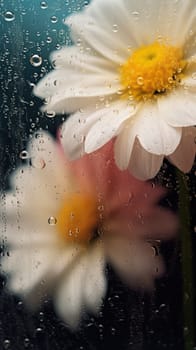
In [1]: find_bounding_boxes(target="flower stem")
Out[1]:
[176,169,195,349]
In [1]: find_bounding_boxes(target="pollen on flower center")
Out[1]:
[56,192,98,243]
[120,41,186,101]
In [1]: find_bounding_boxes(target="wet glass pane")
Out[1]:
[0,1,195,349]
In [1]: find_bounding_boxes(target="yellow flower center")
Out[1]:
[56,192,98,243]
[120,41,186,101]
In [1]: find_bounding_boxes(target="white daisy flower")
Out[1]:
[34,0,196,180]
[0,132,177,328]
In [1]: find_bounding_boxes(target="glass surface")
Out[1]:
[0,1,195,349]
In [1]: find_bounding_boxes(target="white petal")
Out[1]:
[65,0,138,63]
[83,242,106,313]
[84,100,136,153]
[54,243,106,328]
[54,251,89,328]
[27,132,72,192]
[51,46,117,74]
[43,95,100,115]
[34,69,118,98]
[7,134,72,220]
[65,0,191,62]
[164,0,196,49]
[105,236,164,290]
[168,126,196,172]
[0,192,66,251]
[34,68,119,115]
[8,166,65,221]
[1,220,58,248]
[28,131,58,164]
[114,119,138,170]
[179,3,196,58]
[114,111,165,178]
[133,103,182,155]
[128,138,164,180]
[2,243,84,313]
[158,90,196,127]
[182,59,196,89]
[2,246,59,294]
[60,104,112,159]
[122,0,196,47]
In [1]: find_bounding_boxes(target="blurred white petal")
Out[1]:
[105,236,164,290]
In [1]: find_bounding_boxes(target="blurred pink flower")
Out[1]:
[0,132,177,328]
[69,138,177,241]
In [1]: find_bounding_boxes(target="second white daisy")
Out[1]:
[0,133,177,328]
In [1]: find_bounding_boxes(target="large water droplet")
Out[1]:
[30,54,42,67]
[19,150,29,160]
[40,1,48,9]
[4,11,15,22]
[50,15,58,23]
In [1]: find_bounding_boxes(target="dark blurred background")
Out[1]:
[0,0,195,349]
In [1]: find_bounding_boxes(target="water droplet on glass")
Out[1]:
[137,76,144,85]
[151,244,159,256]
[36,327,43,334]
[76,38,82,46]
[40,1,48,9]
[168,77,173,84]
[111,327,116,335]
[191,72,196,80]
[68,229,73,236]
[19,150,29,160]
[50,15,58,23]
[24,338,30,348]
[98,205,104,211]
[45,110,56,118]
[46,36,52,44]
[75,227,80,234]
[30,54,42,67]
[112,24,118,32]
[4,11,15,22]
[17,300,23,310]
[48,216,57,225]
[31,157,46,169]
[131,11,139,19]
[3,340,11,349]
[41,67,46,73]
